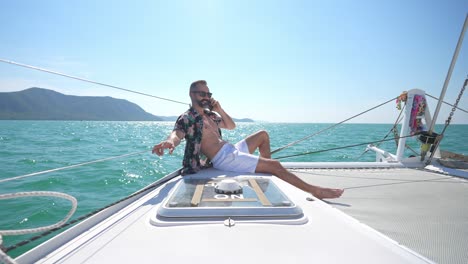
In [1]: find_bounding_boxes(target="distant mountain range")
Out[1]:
[0,88,254,122]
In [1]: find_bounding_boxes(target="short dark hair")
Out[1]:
[190,80,207,91]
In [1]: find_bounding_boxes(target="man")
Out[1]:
[152,80,343,199]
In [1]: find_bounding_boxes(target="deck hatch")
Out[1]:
[157,176,304,219]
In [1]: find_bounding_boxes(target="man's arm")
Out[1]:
[211,98,236,130]
[152,130,185,156]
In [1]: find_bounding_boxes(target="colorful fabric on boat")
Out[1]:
[174,107,221,175]
[409,95,427,135]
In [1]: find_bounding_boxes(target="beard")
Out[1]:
[197,99,211,109]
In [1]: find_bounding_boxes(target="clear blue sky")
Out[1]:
[1,0,467,123]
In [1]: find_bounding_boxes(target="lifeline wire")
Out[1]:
[0,150,149,184]
[0,58,189,106]
[354,105,407,161]
[271,96,398,155]
[274,134,416,160]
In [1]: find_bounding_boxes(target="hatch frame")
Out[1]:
[151,175,308,226]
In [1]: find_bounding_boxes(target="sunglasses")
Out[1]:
[191,91,212,98]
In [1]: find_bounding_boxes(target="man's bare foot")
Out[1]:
[310,186,344,199]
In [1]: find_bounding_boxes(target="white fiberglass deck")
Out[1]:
[17,168,444,264]
[289,165,468,264]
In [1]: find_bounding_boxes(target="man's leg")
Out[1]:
[244,130,271,158]
[255,157,343,199]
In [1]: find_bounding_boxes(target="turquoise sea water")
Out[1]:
[1,121,467,257]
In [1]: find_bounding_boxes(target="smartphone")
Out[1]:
[203,102,221,119]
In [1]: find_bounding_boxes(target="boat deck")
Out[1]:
[17,166,468,264]
[290,166,468,264]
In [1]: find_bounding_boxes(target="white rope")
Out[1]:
[0,192,77,236]
[0,150,149,184]
[0,192,77,264]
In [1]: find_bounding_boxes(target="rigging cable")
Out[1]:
[0,150,149,184]
[274,134,417,160]
[271,96,398,155]
[355,106,404,160]
[0,58,189,106]
[355,102,419,160]
[426,93,468,114]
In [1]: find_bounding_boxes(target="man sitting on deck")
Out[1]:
[152,80,343,199]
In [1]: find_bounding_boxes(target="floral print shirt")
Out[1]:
[174,107,221,175]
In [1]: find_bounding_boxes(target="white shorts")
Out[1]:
[211,139,259,173]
